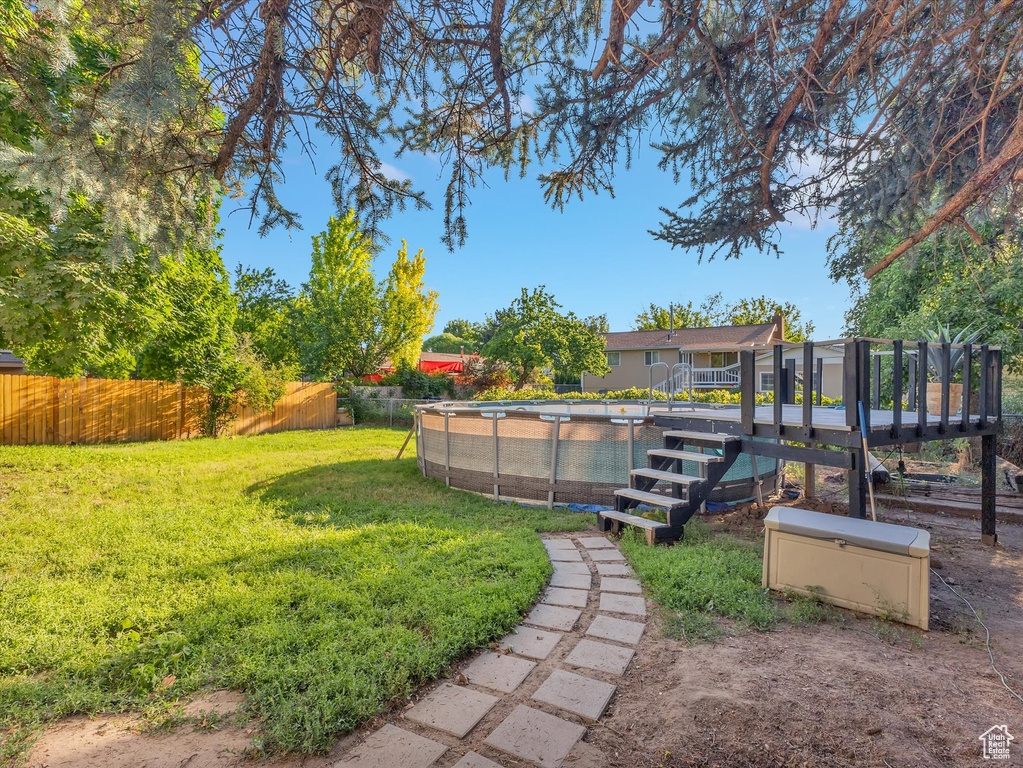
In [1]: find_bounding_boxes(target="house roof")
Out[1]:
[602,323,780,351]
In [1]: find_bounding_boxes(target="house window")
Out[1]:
[606,352,621,366]
[710,351,738,368]
[760,372,775,391]
[644,350,660,366]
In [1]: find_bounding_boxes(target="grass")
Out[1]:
[0,428,587,758]
[618,522,779,641]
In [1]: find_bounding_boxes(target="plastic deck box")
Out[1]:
[763,507,930,630]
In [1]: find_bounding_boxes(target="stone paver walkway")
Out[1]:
[332,533,647,768]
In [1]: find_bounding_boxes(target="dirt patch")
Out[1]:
[23,696,337,768]
[591,505,1023,768]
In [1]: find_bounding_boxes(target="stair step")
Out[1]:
[662,430,738,443]
[599,509,671,530]
[647,449,724,463]
[614,488,688,508]
[631,468,701,485]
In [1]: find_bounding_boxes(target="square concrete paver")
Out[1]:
[543,538,577,551]
[600,577,642,594]
[543,587,588,608]
[531,669,617,722]
[463,652,536,693]
[405,683,499,738]
[499,627,562,660]
[484,705,585,768]
[524,604,582,632]
[548,548,583,562]
[564,638,635,676]
[595,562,632,576]
[553,561,590,575]
[550,571,591,590]
[586,615,646,645]
[598,592,647,616]
[577,536,614,549]
[339,724,447,768]
[452,753,505,768]
[588,549,625,562]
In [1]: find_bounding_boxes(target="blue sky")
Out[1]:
[220,136,854,338]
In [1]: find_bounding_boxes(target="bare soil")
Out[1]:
[25,504,1023,768]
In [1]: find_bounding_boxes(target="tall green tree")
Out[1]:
[381,240,439,368]
[633,301,713,331]
[632,295,812,341]
[837,226,1023,372]
[483,287,609,388]
[233,266,299,367]
[712,295,814,342]
[298,210,438,379]
[297,210,380,380]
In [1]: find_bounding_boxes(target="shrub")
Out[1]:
[473,386,841,407]
[378,362,454,399]
[457,355,514,391]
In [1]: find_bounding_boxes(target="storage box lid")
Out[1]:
[764,507,930,558]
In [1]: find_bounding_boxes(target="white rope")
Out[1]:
[931,568,1023,707]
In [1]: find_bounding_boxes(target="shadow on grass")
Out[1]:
[247,456,589,533]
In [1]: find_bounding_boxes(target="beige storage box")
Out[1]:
[763,507,930,630]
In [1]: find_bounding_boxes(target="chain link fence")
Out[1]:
[344,393,438,428]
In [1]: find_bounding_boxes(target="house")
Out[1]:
[0,350,26,375]
[582,315,844,399]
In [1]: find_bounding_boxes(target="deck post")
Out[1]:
[872,354,881,410]
[784,358,797,404]
[740,350,755,435]
[773,345,784,431]
[843,342,859,429]
[848,446,867,519]
[892,340,903,441]
[981,433,997,545]
[815,357,823,406]
[908,354,917,412]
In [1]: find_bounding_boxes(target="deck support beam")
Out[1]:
[849,447,867,519]
[982,432,997,545]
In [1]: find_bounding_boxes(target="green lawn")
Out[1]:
[0,428,587,757]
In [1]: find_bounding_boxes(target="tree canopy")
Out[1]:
[482,287,609,388]
[3,0,1021,275]
[633,294,814,342]
[297,209,438,379]
[838,224,1023,372]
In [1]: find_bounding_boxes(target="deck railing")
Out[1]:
[737,339,1003,440]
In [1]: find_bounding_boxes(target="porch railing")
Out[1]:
[690,364,741,388]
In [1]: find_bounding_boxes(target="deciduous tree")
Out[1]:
[483,287,609,388]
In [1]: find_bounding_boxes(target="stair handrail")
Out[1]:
[648,361,670,404]
[667,363,693,410]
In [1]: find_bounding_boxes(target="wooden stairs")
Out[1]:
[598,430,742,544]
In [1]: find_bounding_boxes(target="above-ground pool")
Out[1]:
[414,400,778,508]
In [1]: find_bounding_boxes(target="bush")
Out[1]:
[456,355,514,391]
[379,362,454,399]
[473,386,841,407]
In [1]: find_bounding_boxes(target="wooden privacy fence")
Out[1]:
[0,375,337,446]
